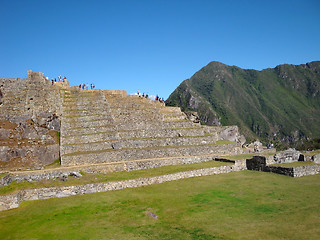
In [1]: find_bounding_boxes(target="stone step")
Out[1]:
[60,135,217,155]
[62,102,108,110]
[116,120,198,130]
[118,127,205,139]
[164,115,187,121]
[61,141,114,155]
[63,96,102,102]
[62,114,113,123]
[61,125,117,136]
[61,131,120,145]
[65,92,101,97]
[113,114,163,123]
[61,143,242,166]
[63,105,109,111]
[111,108,161,115]
[63,99,106,105]
[160,107,182,113]
[62,118,116,129]
[63,109,111,117]
[109,104,157,110]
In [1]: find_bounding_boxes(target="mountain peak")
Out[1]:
[166,61,320,148]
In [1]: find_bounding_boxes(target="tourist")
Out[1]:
[86,83,89,90]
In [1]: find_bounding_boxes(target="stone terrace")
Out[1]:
[60,88,242,167]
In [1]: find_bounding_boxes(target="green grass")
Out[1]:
[1,171,320,239]
[0,172,8,178]
[215,140,236,145]
[0,161,232,195]
[44,158,61,169]
[221,152,276,160]
[302,150,320,155]
[270,161,319,167]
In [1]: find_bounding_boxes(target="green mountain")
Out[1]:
[166,61,320,148]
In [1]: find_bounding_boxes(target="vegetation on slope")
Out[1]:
[166,61,320,148]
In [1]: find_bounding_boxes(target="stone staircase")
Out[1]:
[60,89,120,165]
[60,89,242,167]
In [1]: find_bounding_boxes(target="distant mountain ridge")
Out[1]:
[166,61,320,148]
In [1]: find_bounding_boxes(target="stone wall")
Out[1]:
[292,165,320,177]
[273,148,301,164]
[61,143,242,166]
[0,164,244,211]
[1,155,247,187]
[246,155,320,177]
[0,72,63,171]
[0,171,82,187]
[313,154,320,164]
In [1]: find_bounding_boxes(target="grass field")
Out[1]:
[0,170,320,239]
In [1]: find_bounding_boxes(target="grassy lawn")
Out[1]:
[302,150,320,155]
[0,171,320,239]
[220,152,275,160]
[270,161,319,167]
[0,160,232,195]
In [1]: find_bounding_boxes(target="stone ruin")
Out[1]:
[246,149,320,177]
[0,71,245,172]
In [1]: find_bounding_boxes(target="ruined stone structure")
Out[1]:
[0,71,62,170]
[0,71,243,172]
[246,149,320,177]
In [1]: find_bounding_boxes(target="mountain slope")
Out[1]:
[166,61,320,147]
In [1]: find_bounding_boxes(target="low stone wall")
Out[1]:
[293,165,320,177]
[246,155,320,177]
[0,171,82,187]
[265,166,294,177]
[273,148,301,163]
[313,154,320,164]
[1,155,245,187]
[0,164,243,211]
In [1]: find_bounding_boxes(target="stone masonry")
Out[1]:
[0,161,246,211]
[0,71,63,170]
[1,71,243,172]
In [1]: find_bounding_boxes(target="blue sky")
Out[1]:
[1,0,319,99]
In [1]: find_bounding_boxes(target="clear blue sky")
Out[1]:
[1,0,319,99]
